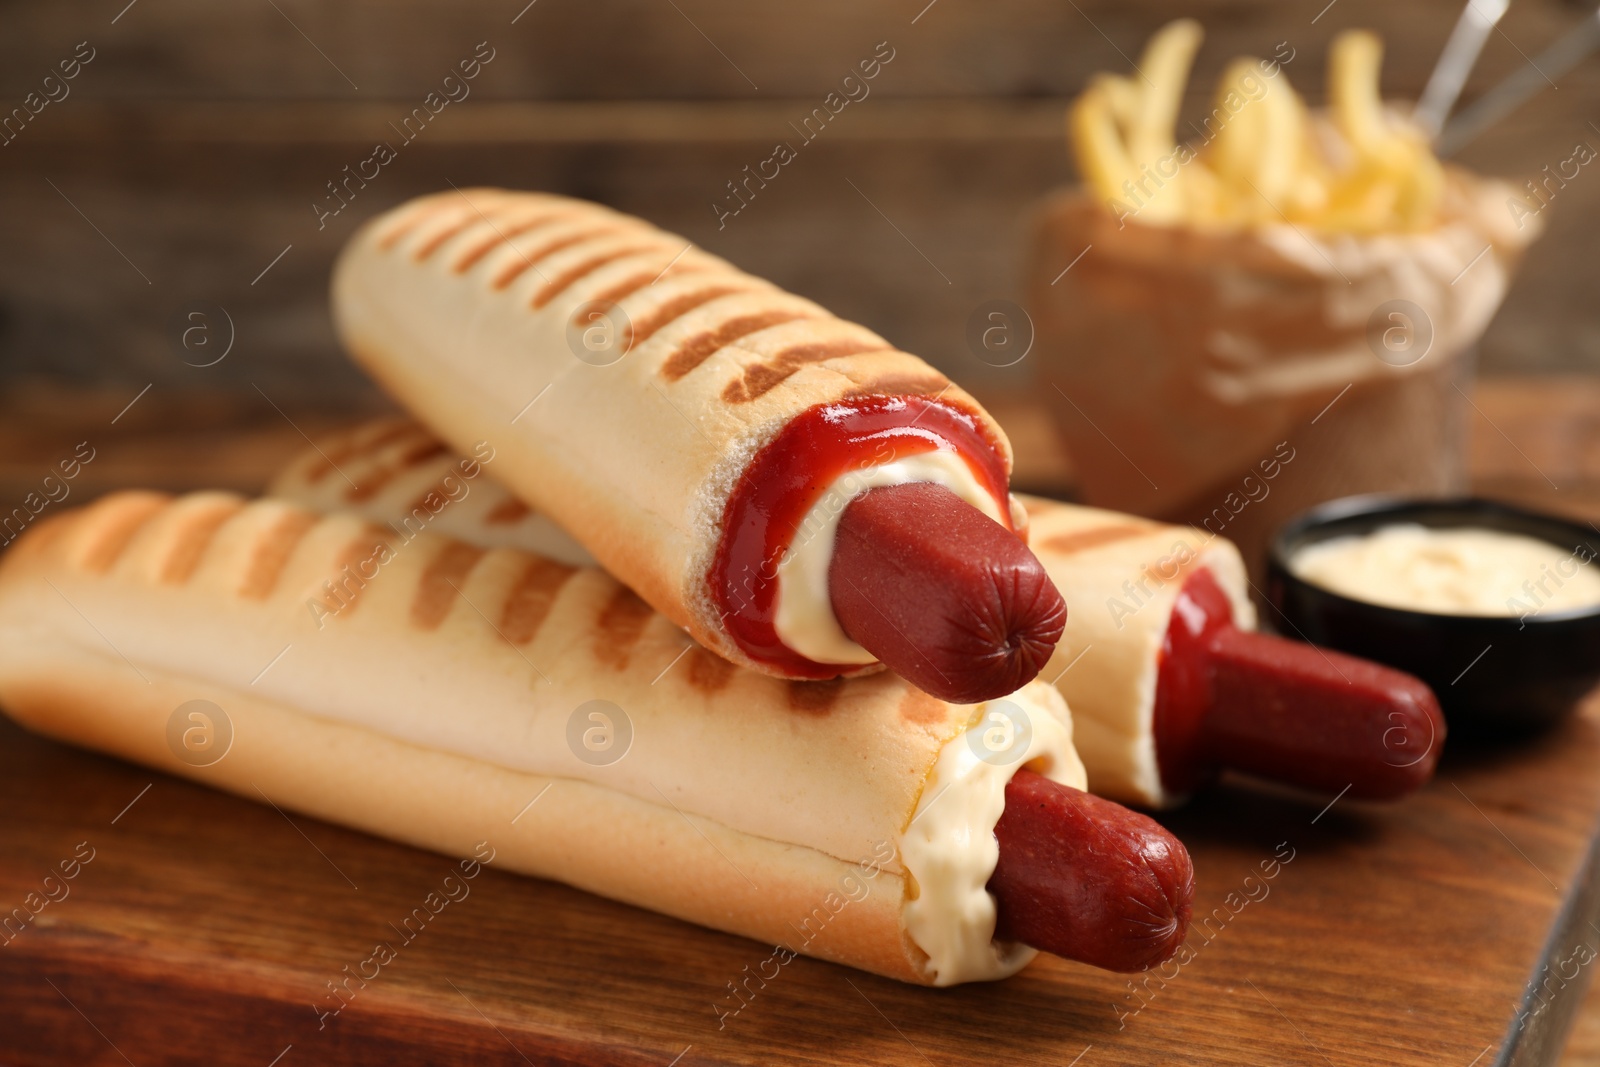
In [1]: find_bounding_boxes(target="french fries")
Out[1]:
[1070,22,1444,234]
[1127,19,1203,169]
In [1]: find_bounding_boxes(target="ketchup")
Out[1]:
[1152,569,1445,800]
[710,395,1011,678]
[1151,568,1235,796]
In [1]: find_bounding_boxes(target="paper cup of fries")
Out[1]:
[1028,21,1539,579]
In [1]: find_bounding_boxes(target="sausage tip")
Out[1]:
[829,483,1066,704]
[989,771,1194,972]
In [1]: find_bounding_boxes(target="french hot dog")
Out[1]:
[330,189,1061,703]
[0,491,1192,982]
[1025,499,1443,806]
[1154,568,1441,799]
[268,422,1443,808]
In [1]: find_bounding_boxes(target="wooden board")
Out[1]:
[3,683,1599,1066]
[5,383,1600,1065]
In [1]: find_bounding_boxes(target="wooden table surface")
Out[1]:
[4,377,1600,1066]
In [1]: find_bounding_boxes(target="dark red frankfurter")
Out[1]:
[712,396,1067,704]
[829,483,1068,705]
[1154,568,1444,799]
[991,770,1194,971]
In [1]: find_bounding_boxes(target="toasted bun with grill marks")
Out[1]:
[0,490,1079,982]
[331,189,1009,677]
[265,415,596,566]
[1020,497,1254,807]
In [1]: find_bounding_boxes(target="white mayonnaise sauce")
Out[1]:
[1291,523,1600,617]
[773,452,1007,664]
[898,683,1086,985]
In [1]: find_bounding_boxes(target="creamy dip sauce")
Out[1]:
[1291,523,1600,617]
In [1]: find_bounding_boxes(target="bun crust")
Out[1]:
[331,189,1008,675]
[0,490,1072,982]
[1019,495,1254,807]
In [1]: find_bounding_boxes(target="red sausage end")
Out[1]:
[989,770,1194,972]
[1205,627,1445,800]
[829,483,1066,704]
[1156,567,1445,801]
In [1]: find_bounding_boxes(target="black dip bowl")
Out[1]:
[1267,496,1600,737]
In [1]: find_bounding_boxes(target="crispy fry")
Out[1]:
[1127,19,1203,166]
[1098,74,1142,141]
[1331,30,1387,157]
[1255,65,1307,205]
[1179,162,1231,229]
[1067,20,1442,233]
[1069,82,1137,206]
[1206,59,1269,190]
[1394,148,1444,230]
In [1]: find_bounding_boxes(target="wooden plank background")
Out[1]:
[0,0,1597,419]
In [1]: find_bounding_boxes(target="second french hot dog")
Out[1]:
[267,422,1443,807]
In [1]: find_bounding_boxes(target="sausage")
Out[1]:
[1204,628,1444,799]
[989,770,1194,971]
[1155,568,1444,800]
[828,483,1068,704]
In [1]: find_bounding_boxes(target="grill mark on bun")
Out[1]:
[453,211,570,273]
[485,497,532,525]
[306,421,423,485]
[1041,523,1160,556]
[898,689,945,725]
[686,647,736,693]
[398,438,451,469]
[490,227,620,292]
[722,340,893,403]
[589,260,707,308]
[499,557,574,644]
[377,200,452,251]
[80,494,168,574]
[786,678,844,715]
[414,212,486,262]
[239,509,319,600]
[317,526,393,618]
[530,245,662,310]
[626,285,750,349]
[412,541,486,630]
[344,439,451,504]
[661,310,815,382]
[404,483,455,523]
[160,500,246,584]
[588,270,658,309]
[18,511,72,560]
[594,585,654,669]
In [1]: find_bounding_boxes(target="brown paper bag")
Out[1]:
[1026,168,1539,582]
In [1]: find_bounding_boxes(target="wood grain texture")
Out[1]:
[0,0,1596,409]
[0,0,1582,100]
[1564,972,1600,1066]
